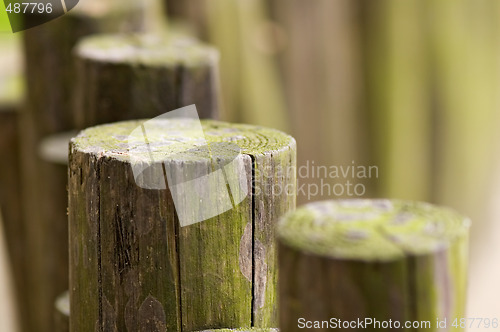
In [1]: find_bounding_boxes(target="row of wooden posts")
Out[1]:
[0,1,470,332]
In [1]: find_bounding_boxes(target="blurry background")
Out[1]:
[1,0,500,331]
[165,2,500,327]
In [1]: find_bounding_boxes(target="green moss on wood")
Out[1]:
[70,120,296,330]
[277,199,470,261]
[71,119,295,162]
[278,199,469,331]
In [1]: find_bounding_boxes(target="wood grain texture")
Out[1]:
[278,199,470,332]
[69,119,296,331]
[73,33,220,130]
[54,292,69,332]
[20,3,145,332]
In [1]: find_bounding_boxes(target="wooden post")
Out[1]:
[54,292,70,332]
[0,34,25,331]
[73,33,220,129]
[269,0,372,202]
[20,3,145,332]
[69,119,296,331]
[278,199,470,332]
[37,131,77,316]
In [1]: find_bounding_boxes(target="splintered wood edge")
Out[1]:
[277,199,470,261]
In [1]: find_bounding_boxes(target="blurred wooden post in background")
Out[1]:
[20,2,145,331]
[0,34,25,331]
[278,200,470,332]
[426,0,500,250]
[69,120,295,331]
[54,292,69,332]
[73,33,220,129]
[38,131,77,312]
[270,0,371,202]
[162,0,289,132]
[362,0,432,201]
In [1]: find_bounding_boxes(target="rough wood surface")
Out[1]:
[69,119,296,331]
[54,291,69,332]
[73,33,220,130]
[278,199,470,332]
[20,3,145,332]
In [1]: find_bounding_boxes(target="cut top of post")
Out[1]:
[277,199,470,261]
[75,34,219,68]
[71,119,295,163]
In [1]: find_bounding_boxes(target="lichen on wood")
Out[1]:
[69,119,296,331]
[278,199,470,332]
[73,34,220,129]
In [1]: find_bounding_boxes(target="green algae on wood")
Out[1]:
[277,199,470,332]
[73,33,220,129]
[54,291,69,332]
[69,119,296,331]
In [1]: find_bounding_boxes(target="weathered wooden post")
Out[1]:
[34,31,219,332]
[54,292,70,332]
[20,3,146,332]
[277,199,470,332]
[73,33,220,129]
[69,119,295,331]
